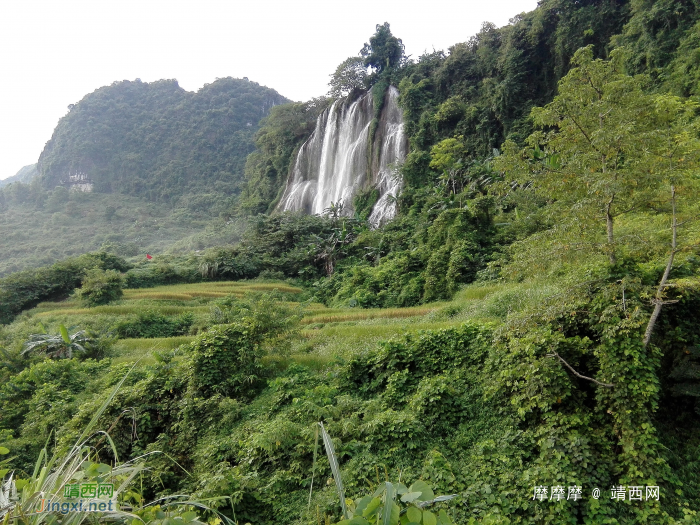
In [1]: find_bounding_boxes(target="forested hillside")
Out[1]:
[2,0,700,524]
[0,78,287,275]
[38,77,288,201]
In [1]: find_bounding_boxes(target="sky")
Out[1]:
[0,0,539,181]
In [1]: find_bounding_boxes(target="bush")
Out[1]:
[123,259,201,288]
[77,269,124,306]
[113,310,195,338]
[188,323,263,398]
[0,251,130,324]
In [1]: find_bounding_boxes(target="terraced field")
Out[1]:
[16,278,540,370]
[14,279,527,370]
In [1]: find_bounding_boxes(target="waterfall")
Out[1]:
[278,86,407,226]
[368,87,406,226]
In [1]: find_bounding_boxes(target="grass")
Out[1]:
[301,305,438,324]
[454,282,510,302]
[15,279,559,370]
[122,281,303,301]
[293,317,467,363]
[111,335,197,365]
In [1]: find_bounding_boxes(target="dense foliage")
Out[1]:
[77,268,125,307]
[0,176,249,276]
[0,251,129,324]
[3,0,700,523]
[38,78,288,202]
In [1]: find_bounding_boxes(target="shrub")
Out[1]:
[77,269,124,307]
[188,323,263,398]
[113,310,195,338]
[423,245,451,302]
[0,252,130,324]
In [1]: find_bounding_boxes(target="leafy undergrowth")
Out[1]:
[1,278,699,525]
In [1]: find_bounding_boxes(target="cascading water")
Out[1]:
[278,86,407,226]
[368,87,405,226]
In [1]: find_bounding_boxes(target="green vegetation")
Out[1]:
[1,273,696,523]
[4,0,700,523]
[77,268,124,307]
[0,251,129,324]
[38,78,288,201]
[0,77,287,275]
[21,323,92,360]
[0,178,248,276]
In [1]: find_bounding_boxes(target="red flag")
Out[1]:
[146,254,152,260]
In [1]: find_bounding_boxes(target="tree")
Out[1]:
[308,202,360,276]
[497,46,700,267]
[429,137,467,195]
[328,57,368,98]
[77,268,124,306]
[360,23,405,74]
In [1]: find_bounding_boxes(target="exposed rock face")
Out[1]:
[278,86,407,226]
[62,171,94,192]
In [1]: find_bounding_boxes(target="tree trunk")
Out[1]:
[605,195,616,265]
[643,186,677,348]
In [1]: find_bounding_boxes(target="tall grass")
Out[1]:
[451,280,565,321]
[302,306,436,325]
[0,370,143,525]
[0,366,225,525]
[111,336,196,365]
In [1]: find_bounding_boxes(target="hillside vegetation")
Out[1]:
[38,77,288,201]
[0,188,250,276]
[0,78,287,274]
[2,0,700,524]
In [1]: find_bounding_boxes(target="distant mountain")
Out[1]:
[0,164,38,188]
[37,78,289,202]
[0,78,289,276]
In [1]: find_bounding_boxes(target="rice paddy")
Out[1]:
[122,281,303,301]
[16,278,551,369]
[300,305,438,324]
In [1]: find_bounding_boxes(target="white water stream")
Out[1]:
[278,86,407,226]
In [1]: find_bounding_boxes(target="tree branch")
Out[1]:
[565,111,601,155]
[547,351,615,388]
[643,185,678,348]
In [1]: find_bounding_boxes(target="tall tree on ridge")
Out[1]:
[360,22,406,75]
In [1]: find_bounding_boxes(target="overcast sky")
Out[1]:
[0,0,539,180]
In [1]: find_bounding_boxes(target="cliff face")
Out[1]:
[277,86,407,225]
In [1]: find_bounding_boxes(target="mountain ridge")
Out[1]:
[0,164,38,188]
[37,77,289,202]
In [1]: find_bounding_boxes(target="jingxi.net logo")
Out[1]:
[35,483,118,514]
